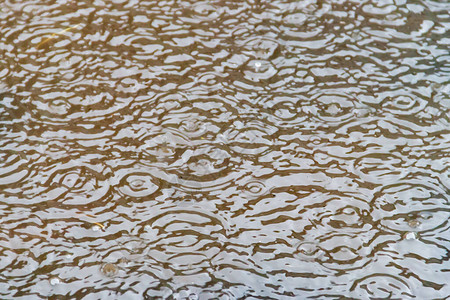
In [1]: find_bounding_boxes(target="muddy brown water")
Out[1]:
[0,0,449,299]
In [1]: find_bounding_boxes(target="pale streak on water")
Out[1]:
[0,0,449,299]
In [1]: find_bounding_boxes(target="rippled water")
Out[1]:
[0,0,449,298]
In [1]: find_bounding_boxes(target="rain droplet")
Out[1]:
[431,82,442,92]
[298,243,316,256]
[49,276,61,286]
[403,232,418,240]
[130,178,145,189]
[182,119,199,132]
[324,103,342,116]
[101,263,119,277]
[408,219,420,228]
[295,241,322,261]
[353,107,372,117]
[351,32,361,41]
[48,100,70,115]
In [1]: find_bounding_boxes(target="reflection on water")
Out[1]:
[0,0,449,298]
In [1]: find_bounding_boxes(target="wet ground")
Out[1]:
[0,0,449,298]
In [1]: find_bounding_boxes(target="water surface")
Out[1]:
[0,0,449,298]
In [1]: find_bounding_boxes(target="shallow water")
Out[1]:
[0,0,449,298]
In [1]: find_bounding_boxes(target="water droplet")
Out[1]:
[182,119,199,132]
[431,82,442,92]
[353,107,372,117]
[351,32,361,40]
[403,232,417,240]
[101,263,119,277]
[408,219,421,229]
[245,38,279,60]
[298,243,316,256]
[180,119,206,137]
[48,100,70,115]
[271,101,299,121]
[190,3,220,21]
[295,241,322,261]
[130,178,145,189]
[324,103,342,116]
[244,60,277,81]
[49,276,61,285]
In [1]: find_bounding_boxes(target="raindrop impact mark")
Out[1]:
[101,263,119,277]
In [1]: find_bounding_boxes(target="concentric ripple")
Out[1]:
[220,119,277,155]
[140,208,227,274]
[371,179,449,233]
[170,146,239,193]
[241,37,280,60]
[380,92,427,115]
[308,92,357,125]
[243,60,278,82]
[353,152,407,184]
[116,172,160,198]
[263,95,309,126]
[350,273,414,299]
